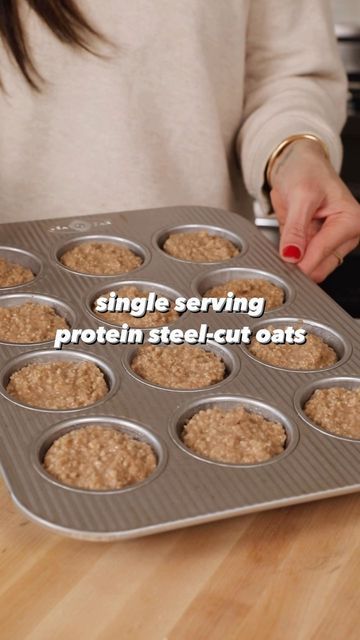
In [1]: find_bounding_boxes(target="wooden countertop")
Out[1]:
[0,480,359,640]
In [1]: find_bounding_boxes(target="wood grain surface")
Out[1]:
[0,480,359,640]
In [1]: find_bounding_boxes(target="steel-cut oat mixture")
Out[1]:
[182,406,286,464]
[94,285,179,328]
[163,231,239,262]
[43,425,157,490]
[249,328,338,370]
[304,387,360,439]
[131,344,226,389]
[60,241,142,275]
[0,257,34,287]
[6,361,108,409]
[0,302,69,343]
[204,278,284,311]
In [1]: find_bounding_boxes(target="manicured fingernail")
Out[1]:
[282,245,302,260]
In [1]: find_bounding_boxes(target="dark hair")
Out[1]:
[0,0,102,89]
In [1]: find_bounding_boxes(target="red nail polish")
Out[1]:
[282,245,301,260]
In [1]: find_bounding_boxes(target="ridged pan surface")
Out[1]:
[0,206,359,541]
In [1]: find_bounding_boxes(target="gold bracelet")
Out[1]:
[265,133,330,189]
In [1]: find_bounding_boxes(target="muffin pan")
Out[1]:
[0,205,359,540]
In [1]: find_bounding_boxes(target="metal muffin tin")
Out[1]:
[0,205,359,541]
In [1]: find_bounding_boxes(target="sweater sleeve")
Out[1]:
[237,0,348,215]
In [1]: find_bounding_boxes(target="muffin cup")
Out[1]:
[0,246,42,289]
[153,224,247,264]
[32,416,168,494]
[124,341,240,392]
[0,293,77,346]
[85,280,186,329]
[191,267,294,312]
[169,395,299,467]
[0,349,118,412]
[243,317,352,372]
[294,376,360,442]
[54,234,150,277]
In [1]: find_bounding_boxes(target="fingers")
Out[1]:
[305,219,322,245]
[303,238,359,283]
[278,187,324,263]
[297,209,360,277]
[278,219,320,247]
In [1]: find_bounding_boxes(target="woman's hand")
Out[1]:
[269,139,360,282]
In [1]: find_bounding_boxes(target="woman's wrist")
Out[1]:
[266,135,330,190]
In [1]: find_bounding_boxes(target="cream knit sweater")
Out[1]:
[0,0,347,223]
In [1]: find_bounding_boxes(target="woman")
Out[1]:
[0,0,359,282]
